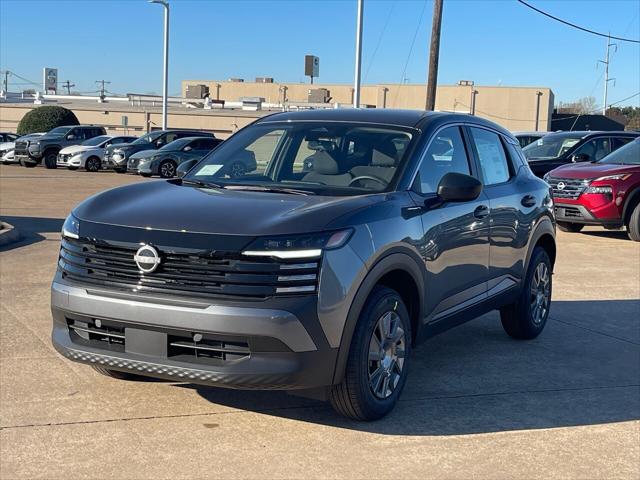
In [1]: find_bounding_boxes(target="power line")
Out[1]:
[517,0,640,43]
[363,0,396,83]
[393,0,428,106]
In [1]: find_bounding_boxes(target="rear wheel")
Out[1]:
[557,221,583,233]
[500,247,552,340]
[627,202,640,242]
[329,286,411,421]
[43,152,58,169]
[85,156,101,172]
[159,159,177,178]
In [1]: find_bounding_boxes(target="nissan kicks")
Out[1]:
[52,109,556,420]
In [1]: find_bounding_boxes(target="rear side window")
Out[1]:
[470,127,511,185]
[413,126,470,194]
[613,137,634,149]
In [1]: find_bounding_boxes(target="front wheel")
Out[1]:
[329,286,411,421]
[43,152,58,169]
[500,247,552,340]
[159,159,177,178]
[557,221,583,233]
[627,202,640,242]
[85,156,101,172]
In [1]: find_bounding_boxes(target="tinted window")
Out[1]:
[470,127,511,185]
[413,126,470,194]
[599,139,640,165]
[612,137,634,149]
[573,137,610,161]
[70,129,85,140]
[197,138,218,150]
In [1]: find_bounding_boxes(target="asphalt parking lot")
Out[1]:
[0,165,638,479]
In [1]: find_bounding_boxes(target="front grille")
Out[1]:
[58,237,319,299]
[168,333,250,363]
[547,177,589,200]
[58,153,71,163]
[555,205,583,219]
[14,141,29,156]
[67,317,125,352]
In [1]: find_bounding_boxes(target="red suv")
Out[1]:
[545,138,640,241]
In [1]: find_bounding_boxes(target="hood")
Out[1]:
[0,141,14,151]
[34,134,64,142]
[129,149,158,160]
[549,162,638,180]
[108,141,152,155]
[60,145,99,155]
[73,180,383,236]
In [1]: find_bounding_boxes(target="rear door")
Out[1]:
[412,125,491,322]
[467,126,532,294]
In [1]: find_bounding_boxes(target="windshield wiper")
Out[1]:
[224,185,314,195]
[180,178,224,189]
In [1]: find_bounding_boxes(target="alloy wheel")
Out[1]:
[160,161,176,178]
[530,262,550,325]
[368,310,406,399]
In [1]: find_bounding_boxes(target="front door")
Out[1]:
[412,125,490,323]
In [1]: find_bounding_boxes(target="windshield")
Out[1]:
[599,139,640,165]
[185,122,415,196]
[132,131,163,145]
[48,126,73,136]
[522,134,583,160]
[81,135,110,147]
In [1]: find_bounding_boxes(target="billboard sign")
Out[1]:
[43,68,58,93]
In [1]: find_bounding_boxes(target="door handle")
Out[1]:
[473,205,490,219]
[521,195,536,207]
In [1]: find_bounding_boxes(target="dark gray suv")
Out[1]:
[51,110,556,420]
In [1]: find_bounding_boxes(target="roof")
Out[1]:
[258,108,436,128]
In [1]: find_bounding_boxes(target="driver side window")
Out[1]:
[573,138,611,162]
[413,126,470,194]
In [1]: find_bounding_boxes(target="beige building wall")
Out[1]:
[183,80,554,131]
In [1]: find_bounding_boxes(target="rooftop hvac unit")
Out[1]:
[185,84,209,99]
[308,88,331,103]
[229,78,244,82]
[255,77,274,83]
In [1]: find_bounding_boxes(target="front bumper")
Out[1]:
[51,276,338,390]
[554,203,622,227]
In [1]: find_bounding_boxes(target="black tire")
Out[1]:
[159,159,177,178]
[114,167,127,174]
[329,286,412,421]
[85,156,101,172]
[91,365,147,380]
[627,202,640,242]
[229,162,246,178]
[500,247,552,340]
[43,151,58,169]
[557,221,583,233]
[23,161,36,168]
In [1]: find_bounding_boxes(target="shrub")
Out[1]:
[17,106,80,135]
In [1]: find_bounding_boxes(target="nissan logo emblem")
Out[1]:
[557,182,566,190]
[134,245,161,273]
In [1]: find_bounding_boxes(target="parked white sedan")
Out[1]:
[57,135,137,171]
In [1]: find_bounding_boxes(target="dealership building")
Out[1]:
[0,80,554,137]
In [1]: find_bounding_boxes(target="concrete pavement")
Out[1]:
[1,165,638,479]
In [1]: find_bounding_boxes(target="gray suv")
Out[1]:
[51,110,556,420]
[15,125,106,168]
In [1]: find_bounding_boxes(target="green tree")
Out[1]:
[17,106,80,135]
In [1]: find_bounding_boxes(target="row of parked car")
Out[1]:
[0,126,225,178]
[2,123,639,240]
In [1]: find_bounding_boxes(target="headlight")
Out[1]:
[242,229,353,259]
[593,174,631,181]
[585,185,613,195]
[61,214,80,239]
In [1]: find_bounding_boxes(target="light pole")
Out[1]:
[149,0,169,129]
[353,0,364,108]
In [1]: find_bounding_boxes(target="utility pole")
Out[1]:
[1,70,9,92]
[599,34,616,115]
[425,0,444,111]
[534,91,543,131]
[95,80,111,101]
[62,80,75,95]
[353,0,364,108]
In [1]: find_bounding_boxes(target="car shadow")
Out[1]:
[182,299,639,435]
[579,229,630,240]
[0,215,64,251]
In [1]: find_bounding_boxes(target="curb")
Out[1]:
[0,221,21,247]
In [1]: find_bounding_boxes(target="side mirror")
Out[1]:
[156,140,165,147]
[436,172,483,202]
[177,158,198,178]
[183,146,192,152]
[572,153,590,162]
[66,134,75,140]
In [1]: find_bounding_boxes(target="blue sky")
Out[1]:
[1,0,639,108]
